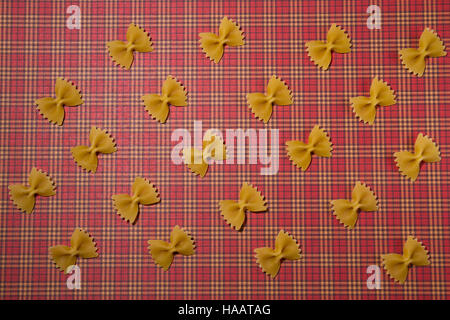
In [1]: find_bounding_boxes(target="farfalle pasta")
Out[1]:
[382,236,430,284]
[50,228,99,273]
[183,131,226,177]
[394,133,440,182]
[9,167,56,214]
[35,78,83,126]
[255,230,301,278]
[71,126,117,173]
[112,176,160,224]
[148,225,195,271]
[331,181,378,229]
[286,125,332,171]
[399,28,446,76]
[142,76,187,123]
[247,76,293,123]
[306,24,351,70]
[199,16,245,63]
[107,23,153,69]
[219,182,267,230]
[350,77,396,124]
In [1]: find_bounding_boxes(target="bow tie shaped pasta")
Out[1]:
[107,23,153,69]
[183,133,227,177]
[142,76,188,123]
[50,228,99,273]
[399,28,446,77]
[306,24,351,70]
[331,181,378,229]
[286,125,332,171]
[219,182,267,230]
[382,236,430,284]
[35,78,83,126]
[112,177,160,224]
[71,126,117,173]
[247,76,293,123]
[148,225,195,271]
[9,167,56,214]
[199,16,245,63]
[255,230,301,278]
[394,133,440,182]
[350,77,396,124]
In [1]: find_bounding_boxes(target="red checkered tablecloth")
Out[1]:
[0,0,449,299]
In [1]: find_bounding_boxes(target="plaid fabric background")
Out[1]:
[0,0,449,300]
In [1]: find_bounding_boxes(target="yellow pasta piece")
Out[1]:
[286,125,332,171]
[199,16,245,63]
[381,236,430,284]
[183,132,227,177]
[112,177,160,224]
[71,126,117,173]
[107,23,153,69]
[306,24,351,70]
[9,167,56,214]
[219,182,267,230]
[350,77,396,124]
[399,28,446,76]
[142,76,187,123]
[331,181,378,229]
[50,228,98,273]
[35,78,83,126]
[394,133,440,182]
[254,230,301,278]
[148,225,195,271]
[247,76,293,123]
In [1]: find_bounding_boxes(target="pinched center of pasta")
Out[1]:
[87,145,100,153]
[126,42,136,52]
[350,200,362,211]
